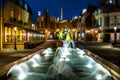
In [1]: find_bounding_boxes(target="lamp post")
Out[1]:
[14,27,17,50]
[114,26,117,46]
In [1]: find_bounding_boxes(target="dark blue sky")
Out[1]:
[25,0,101,23]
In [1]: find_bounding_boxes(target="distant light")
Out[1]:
[82,9,87,14]
[109,0,112,3]
[38,11,41,16]
[32,24,35,26]
[81,32,85,38]
[14,27,17,31]
[114,26,117,31]
[74,16,78,19]
[95,30,98,33]
[79,16,81,18]
[86,30,90,33]
[57,17,59,21]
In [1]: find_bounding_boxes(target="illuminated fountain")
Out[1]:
[7,48,54,80]
[7,40,113,80]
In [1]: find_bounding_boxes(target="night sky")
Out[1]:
[25,0,101,23]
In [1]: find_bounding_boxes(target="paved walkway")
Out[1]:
[83,41,120,67]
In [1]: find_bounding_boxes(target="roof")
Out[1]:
[3,0,32,15]
[99,4,120,13]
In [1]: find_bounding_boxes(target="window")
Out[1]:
[98,9,101,14]
[97,18,102,26]
[25,3,28,10]
[24,14,28,23]
[110,16,115,26]
[94,11,97,16]
[116,16,120,25]
[18,12,21,21]
[5,27,12,43]
[11,8,14,18]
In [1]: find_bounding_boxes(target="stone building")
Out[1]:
[35,9,59,40]
[0,0,39,50]
[80,5,98,41]
[94,0,120,42]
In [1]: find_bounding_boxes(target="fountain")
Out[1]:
[7,48,54,80]
[7,40,114,80]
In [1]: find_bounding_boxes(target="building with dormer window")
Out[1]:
[0,0,41,50]
[94,0,120,42]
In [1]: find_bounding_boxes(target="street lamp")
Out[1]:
[114,26,117,46]
[14,27,17,50]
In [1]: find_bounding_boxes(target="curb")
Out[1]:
[0,50,44,79]
[86,50,120,80]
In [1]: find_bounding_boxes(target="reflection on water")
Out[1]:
[7,40,113,80]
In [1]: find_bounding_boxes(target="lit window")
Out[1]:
[116,16,120,25]
[98,9,101,14]
[11,8,14,18]
[110,16,115,26]
[18,14,20,20]
[94,11,97,16]
[97,18,102,26]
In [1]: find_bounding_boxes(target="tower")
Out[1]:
[60,8,63,21]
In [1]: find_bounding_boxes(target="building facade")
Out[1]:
[35,9,60,40]
[94,0,120,42]
[80,5,98,41]
[0,0,40,50]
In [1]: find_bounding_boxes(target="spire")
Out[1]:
[60,8,63,21]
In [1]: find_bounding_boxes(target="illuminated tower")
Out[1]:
[60,8,63,21]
